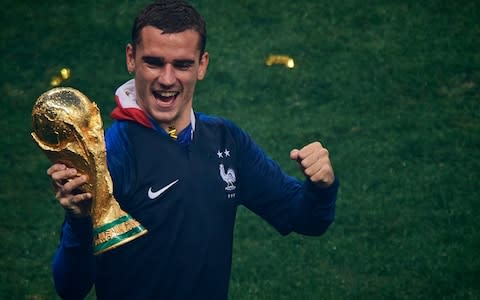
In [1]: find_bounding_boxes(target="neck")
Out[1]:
[149,109,195,135]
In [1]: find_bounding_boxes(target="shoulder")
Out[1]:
[105,121,131,152]
[105,120,156,150]
[196,112,235,128]
[196,112,246,139]
[195,112,262,161]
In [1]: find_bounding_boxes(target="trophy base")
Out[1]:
[93,214,147,255]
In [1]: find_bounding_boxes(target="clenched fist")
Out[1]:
[290,141,335,188]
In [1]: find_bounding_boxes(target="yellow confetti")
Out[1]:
[50,67,72,87]
[50,76,62,87]
[265,55,295,69]
[60,68,71,80]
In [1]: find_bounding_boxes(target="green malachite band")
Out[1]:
[94,226,145,253]
[93,215,132,235]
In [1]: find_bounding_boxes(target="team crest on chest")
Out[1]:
[217,149,236,199]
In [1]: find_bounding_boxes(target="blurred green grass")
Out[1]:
[1,0,479,299]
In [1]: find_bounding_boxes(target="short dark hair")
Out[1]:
[131,0,207,56]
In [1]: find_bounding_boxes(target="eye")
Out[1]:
[174,61,194,70]
[143,57,164,68]
[147,62,164,69]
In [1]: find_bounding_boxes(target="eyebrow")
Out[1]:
[142,56,165,66]
[142,56,195,66]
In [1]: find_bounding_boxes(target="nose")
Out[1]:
[158,64,176,87]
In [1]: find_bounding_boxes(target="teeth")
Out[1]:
[154,91,178,97]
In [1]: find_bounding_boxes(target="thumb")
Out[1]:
[290,149,300,161]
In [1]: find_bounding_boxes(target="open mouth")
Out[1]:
[152,90,180,103]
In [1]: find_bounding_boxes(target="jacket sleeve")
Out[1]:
[52,215,95,299]
[290,178,338,235]
[230,121,338,236]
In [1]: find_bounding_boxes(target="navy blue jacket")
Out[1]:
[52,113,338,299]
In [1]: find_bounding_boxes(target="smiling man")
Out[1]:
[47,1,339,299]
[125,26,208,133]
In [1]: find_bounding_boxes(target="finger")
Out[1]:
[50,167,78,182]
[57,189,92,208]
[291,142,322,163]
[70,192,93,205]
[47,163,66,176]
[290,149,300,161]
[57,192,73,208]
[58,193,92,216]
[50,168,79,195]
[309,165,335,187]
[296,142,323,160]
[301,147,329,169]
[303,159,324,178]
[61,175,88,195]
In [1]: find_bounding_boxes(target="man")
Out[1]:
[48,1,338,299]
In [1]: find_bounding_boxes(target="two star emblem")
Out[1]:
[217,149,230,158]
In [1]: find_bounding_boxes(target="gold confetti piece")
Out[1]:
[50,67,72,87]
[50,76,62,87]
[265,55,295,69]
[60,68,71,80]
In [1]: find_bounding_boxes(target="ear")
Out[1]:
[197,52,209,80]
[126,43,136,73]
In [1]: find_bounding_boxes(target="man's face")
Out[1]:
[126,26,209,131]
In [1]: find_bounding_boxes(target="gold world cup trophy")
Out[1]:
[31,87,147,255]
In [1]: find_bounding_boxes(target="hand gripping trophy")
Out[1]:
[31,87,147,255]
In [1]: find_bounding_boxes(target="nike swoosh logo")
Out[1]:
[148,179,179,200]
